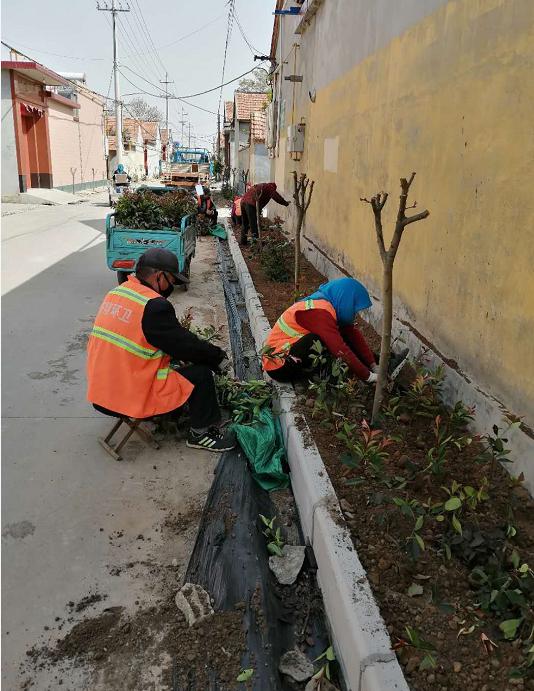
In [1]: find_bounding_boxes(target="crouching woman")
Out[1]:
[262,277,407,384]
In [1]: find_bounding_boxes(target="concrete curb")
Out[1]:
[225,227,409,691]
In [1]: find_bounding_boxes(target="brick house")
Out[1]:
[1,59,106,197]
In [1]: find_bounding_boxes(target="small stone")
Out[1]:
[427,674,435,684]
[171,558,178,567]
[378,558,391,571]
[269,545,305,585]
[398,413,411,424]
[175,583,214,626]
[510,679,523,687]
[453,662,462,673]
[405,656,419,674]
[415,437,426,450]
[340,499,352,513]
[397,454,410,467]
[279,648,314,682]
[305,678,339,691]
[490,658,500,669]
[345,511,355,520]
[448,618,457,630]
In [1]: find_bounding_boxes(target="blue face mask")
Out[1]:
[304,277,372,325]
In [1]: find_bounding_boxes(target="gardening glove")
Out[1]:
[365,371,378,384]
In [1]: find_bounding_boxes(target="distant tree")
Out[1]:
[125,97,162,122]
[238,69,270,93]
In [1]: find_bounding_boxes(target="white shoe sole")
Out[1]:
[186,440,235,452]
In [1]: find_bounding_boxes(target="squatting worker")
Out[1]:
[239,182,290,246]
[87,248,235,453]
[262,277,409,384]
[197,187,218,227]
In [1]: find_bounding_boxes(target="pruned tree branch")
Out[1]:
[361,171,430,425]
[292,170,315,291]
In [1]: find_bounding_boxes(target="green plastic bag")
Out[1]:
[209,224,227,240]
[232,408,289,491]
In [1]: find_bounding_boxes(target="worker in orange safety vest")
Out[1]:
[87,248,235,452]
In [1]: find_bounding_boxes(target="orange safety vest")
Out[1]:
[234,198,242,216]
[262,298,337,371]
[87,276,193,418]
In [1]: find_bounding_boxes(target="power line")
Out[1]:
[130,0,167,75]
[1,40,113,103]
[233,8,266,56]
[119,63,264,104]
[117,13,162,87]
[1,39,107,61]
[121,9,163,83]
[218,0,235,116]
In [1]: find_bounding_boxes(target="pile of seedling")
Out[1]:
[294,340,534,685]
[114,189,196,230]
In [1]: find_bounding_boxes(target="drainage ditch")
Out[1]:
[174,238,340,690]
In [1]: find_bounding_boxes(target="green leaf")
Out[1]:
[414,515,424,531]
[452,513,462,535]
[436,515,445,522]
[415,533,425,551]
[237,668,254,682]
[510,550,521,569]
[519,563,529,574]
[325,645,335,661]
[267,542,283,556]
[419,654,437,671]
[499,618,523,640]
[444,497,462,511]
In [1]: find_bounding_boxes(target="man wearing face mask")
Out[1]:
[87,248,235,452]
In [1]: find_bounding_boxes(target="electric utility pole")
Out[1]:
[179,106,188,147]
[188,122,191,148]
[160,72,174,159]
[97,0,130,168]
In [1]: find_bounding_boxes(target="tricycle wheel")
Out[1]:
[117,271,129,285]
[182,256,191,291]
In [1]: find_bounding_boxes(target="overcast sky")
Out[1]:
[1,0,274,148]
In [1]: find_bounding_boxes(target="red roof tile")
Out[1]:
[250,110,266,142]
[234,91,268,121]
[224,100,233,123]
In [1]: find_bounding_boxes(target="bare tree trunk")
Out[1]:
[292,171,315,293]
[372,260,393,422]
[361,173,430,425]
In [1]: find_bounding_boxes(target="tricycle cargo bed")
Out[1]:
[105,212,196,278]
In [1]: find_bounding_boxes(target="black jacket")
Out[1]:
[141,296,225,371]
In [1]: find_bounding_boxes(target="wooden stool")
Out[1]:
[98,416,160,461]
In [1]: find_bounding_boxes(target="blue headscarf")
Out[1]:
[116,163,125,173]
[305,277,371,325]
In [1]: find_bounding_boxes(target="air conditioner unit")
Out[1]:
[287,123,305,153]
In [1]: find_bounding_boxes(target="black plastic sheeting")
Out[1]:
[174,238,332,690]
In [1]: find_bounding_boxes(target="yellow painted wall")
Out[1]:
[276,0,534,423]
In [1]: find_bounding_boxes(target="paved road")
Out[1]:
[1,195,230,689]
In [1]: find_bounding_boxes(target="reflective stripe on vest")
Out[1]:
[109,285,150,307]
[87,275,193,418]
[262,298,336,372]
[91,325,163,360]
